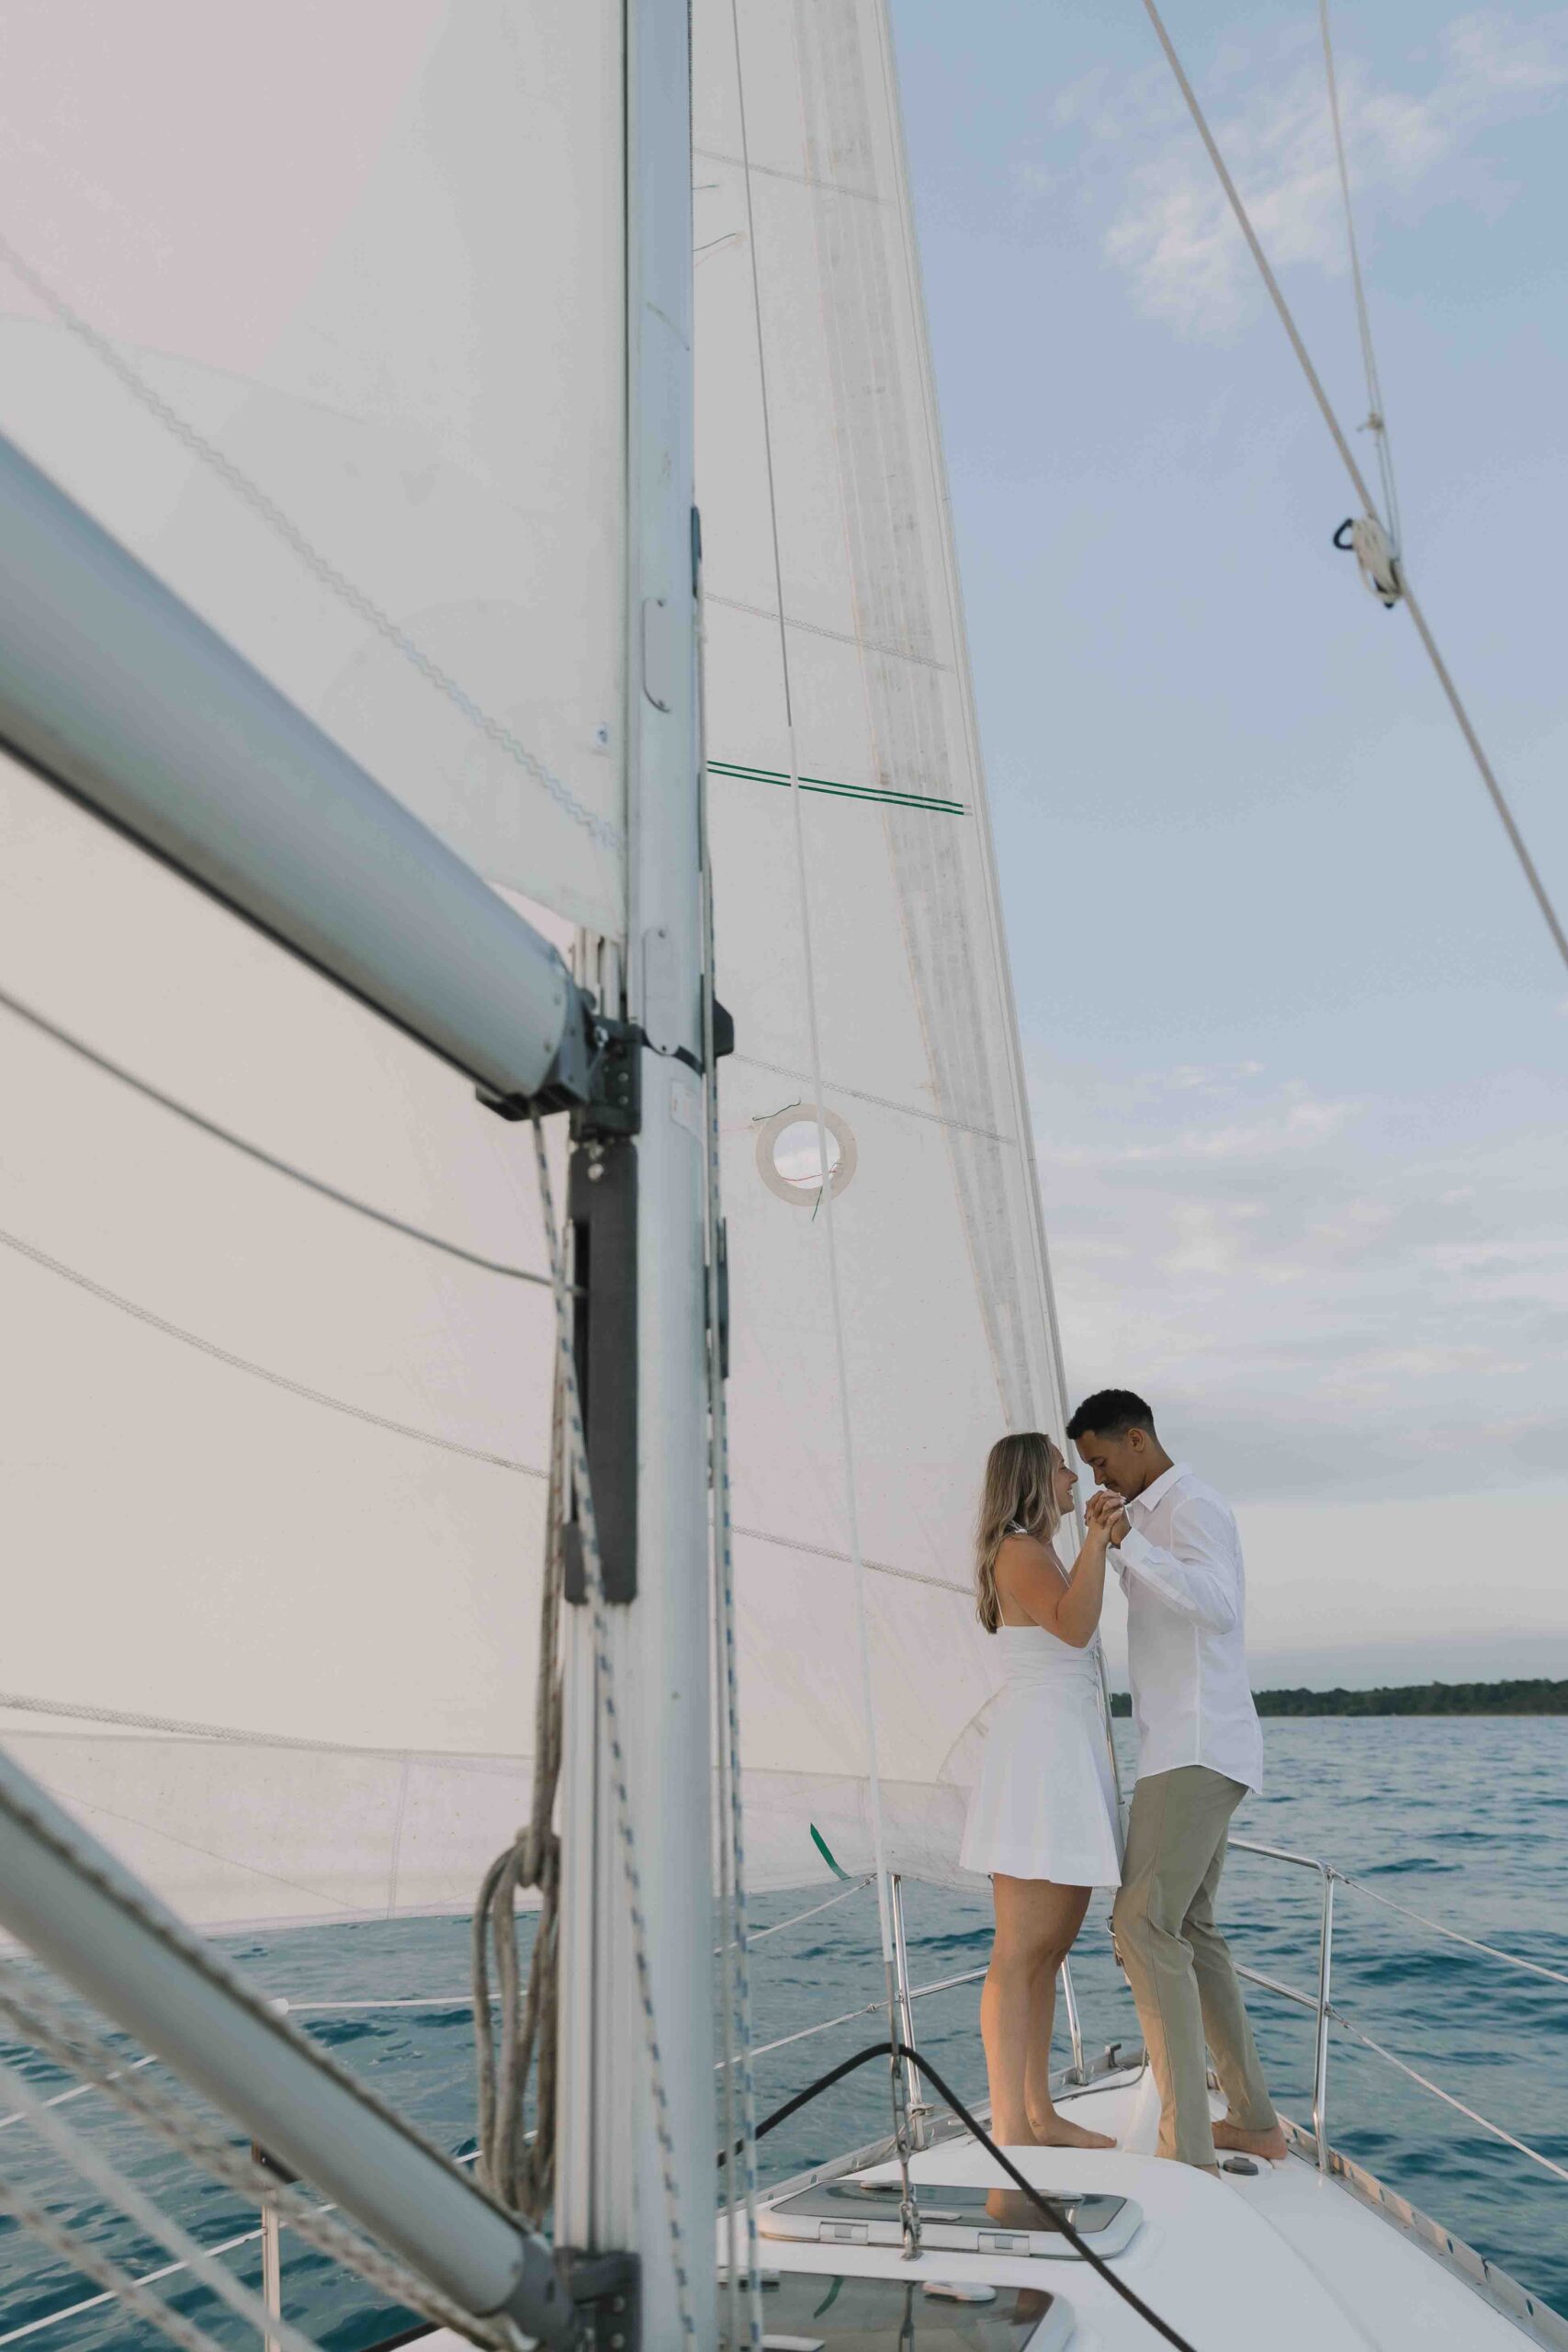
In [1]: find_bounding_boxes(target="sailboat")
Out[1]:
[0,4,1562,2349]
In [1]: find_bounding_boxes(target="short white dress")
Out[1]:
[959,1544,1122,1888]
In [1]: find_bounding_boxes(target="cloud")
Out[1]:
[1069,11,1568,334]
[1032,1055,1568,1505]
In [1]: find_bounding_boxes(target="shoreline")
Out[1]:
[1109,1676,1568,1719]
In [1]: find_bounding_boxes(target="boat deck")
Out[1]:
[715,2064,1562,2351]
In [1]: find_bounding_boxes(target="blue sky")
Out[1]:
[891,3,1567,1671]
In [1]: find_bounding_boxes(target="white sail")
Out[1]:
[694,0,1076,1891]
[0,0,626,938]
[0,1,626,1928]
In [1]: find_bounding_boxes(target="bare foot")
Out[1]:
[1212,2117,1288,2163]
[1027,2112,1116,2152]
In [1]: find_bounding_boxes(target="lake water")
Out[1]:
[2,1718,1564,2346]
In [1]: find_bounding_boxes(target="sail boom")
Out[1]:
[0,434,588,1112]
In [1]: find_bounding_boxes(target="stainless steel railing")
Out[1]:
[1225,1835,1568,2188]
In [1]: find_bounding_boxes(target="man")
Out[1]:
[1066,1387,1285,2172]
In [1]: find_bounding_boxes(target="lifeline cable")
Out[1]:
[726,2038,1202,2352]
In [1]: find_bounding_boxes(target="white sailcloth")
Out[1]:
[0,2,626,1928]
[694,0,1078,1891]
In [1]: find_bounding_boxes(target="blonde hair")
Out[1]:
[975,1432,1063,1633]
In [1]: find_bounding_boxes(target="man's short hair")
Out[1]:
[1066,1388,1156,1442]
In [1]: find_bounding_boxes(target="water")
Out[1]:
[1,1719,1564,2346]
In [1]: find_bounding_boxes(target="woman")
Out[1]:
[959,1430,1122,2148]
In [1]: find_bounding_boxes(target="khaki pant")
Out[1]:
[1111,1765,1277,2166]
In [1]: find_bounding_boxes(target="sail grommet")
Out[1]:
[755,1102,857,1207]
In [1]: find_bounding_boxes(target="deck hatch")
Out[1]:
[761,2178,1141,2262]
[743,2271,1071,2352]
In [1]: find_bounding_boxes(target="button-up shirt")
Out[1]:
[1111,1462,1263,1792]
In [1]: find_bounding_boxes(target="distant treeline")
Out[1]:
[1108,1679,1568,1719]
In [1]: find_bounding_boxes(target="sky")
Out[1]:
[890,1,1568,1679]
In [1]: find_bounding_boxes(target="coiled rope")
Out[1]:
[471,1377,566,2221]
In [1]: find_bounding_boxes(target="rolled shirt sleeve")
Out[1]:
[1113,1494,1241,1634]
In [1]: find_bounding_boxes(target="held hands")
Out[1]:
[1086,1488,1131,1548]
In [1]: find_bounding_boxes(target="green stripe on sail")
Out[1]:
[809,1823,852,1881]
[710,759,964,818]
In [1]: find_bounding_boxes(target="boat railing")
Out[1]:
[1224,1835,1568,2189]
[7,1847,1564,2348]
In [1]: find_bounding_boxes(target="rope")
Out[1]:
[0,233,620,858]
[0,1968,526,2348]
[0,985,553,1287]
[0,2149,486,2349]
[0,1222,545,1476]
[0,2045,329,2352]
[471,1373,566,2222]
[527,1112,696,2345]
[1318,0,1401,556]
[728,0,918,2251]
[0,2177,237,2352]
[1137,0,1568,979]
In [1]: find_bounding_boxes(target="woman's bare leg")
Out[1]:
[981,1878,1113,2148]
[1021,1885,1113,2148]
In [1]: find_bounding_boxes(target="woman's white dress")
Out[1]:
[959,1556,1122,1887]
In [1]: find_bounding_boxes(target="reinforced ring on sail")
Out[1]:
[755,1104,857,1207]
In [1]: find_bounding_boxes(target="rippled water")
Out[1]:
[1,1718,1564,2346]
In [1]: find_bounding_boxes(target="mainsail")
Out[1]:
[694,0,1078,1890]
[0,0,625,1928]
[0,0,1077,1939]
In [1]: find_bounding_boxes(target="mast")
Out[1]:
[555,3,715,2345]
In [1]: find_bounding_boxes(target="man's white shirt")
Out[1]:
[1110,1462,1264,1792]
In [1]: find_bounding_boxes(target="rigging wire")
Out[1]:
[727,0,919,2261]
[0,985,554,1287]
[1137,0,1568,979]
[0,232,620,858]
[0,1222,543,1476]
[1318,0,1401,556]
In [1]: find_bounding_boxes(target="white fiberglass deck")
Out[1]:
[717,2064,1560,2352]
